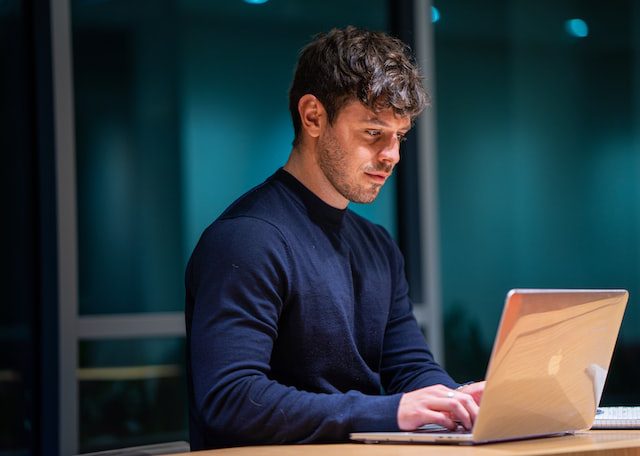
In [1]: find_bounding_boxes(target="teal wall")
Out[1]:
[434,0,640,401]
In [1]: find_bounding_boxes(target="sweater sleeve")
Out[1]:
[186,217,401,448]
[379,236,459,394]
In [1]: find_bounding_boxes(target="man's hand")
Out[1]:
[457,381,485,405]
[397,382,485,431]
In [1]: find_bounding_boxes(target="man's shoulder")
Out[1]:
[218,174,297,226]
[190,194,293,274]
[195,175,301,253]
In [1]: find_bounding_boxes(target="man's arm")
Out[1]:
[379,239,457,393]
[377,237,484,430]
[186,218,401,448]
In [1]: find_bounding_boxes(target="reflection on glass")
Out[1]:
[78,338,187,453]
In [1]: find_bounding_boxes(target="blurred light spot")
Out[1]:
[244,0,269,4]
[565,18,588,38]
[432,6,441,23]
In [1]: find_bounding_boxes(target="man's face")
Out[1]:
[317,100,411,206]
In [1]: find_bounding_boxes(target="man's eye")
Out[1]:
[366,130,381,137]
[397,134,407,143]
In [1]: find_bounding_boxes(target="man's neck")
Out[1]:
[283,147,349,209]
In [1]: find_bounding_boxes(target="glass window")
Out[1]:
[78,338,186,453]
[434,0,640,403]
[72,0,390,316]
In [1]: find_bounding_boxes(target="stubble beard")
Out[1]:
[317,131,387,204]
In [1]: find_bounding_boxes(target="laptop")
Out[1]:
[351,289,629,445]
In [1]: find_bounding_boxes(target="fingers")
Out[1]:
[457,381,486,405]
[397,384,480,431]
[444,391,478,430]
[418,409,459,431]
[428,385,478,429]
[429,395,470,430]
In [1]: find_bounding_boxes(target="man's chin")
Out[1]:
[349,190,381,204]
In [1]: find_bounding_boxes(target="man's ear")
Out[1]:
[297,94,326,139]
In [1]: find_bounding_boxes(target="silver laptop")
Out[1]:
[351,289,629,445]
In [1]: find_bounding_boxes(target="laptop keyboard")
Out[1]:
[416,424,471,434]
[592,407,640,429]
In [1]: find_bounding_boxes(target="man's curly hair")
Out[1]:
[289,26,429,147]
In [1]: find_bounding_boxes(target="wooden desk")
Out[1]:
[177,431,640,456]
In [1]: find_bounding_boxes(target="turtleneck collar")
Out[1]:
[273,168,346,228]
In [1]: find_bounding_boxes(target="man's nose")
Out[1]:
[379,135,401,165]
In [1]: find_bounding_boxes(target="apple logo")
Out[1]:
[548,349,563,376]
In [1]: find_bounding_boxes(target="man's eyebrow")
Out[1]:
[363,116,387,125]
[362,117,411,132]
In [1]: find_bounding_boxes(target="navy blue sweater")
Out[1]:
[185,169,457,449]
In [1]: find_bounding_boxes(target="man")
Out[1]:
[185,26,484,450]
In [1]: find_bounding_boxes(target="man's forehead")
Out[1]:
[346,101,412,129]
